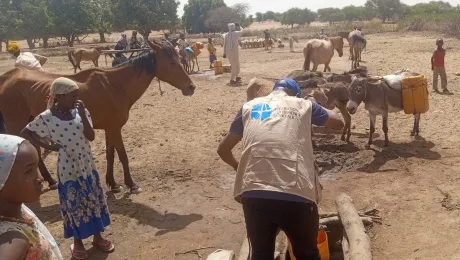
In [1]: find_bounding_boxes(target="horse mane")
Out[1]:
[114,40,178,75]
[115,51,157,76]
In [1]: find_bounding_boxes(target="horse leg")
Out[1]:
[110,128,141,193]
[195,57,200,72]
[105,130,120,192]
[367,113,376,147]
[337,102,351,142]
[312,64,318,72]
[383,113,389,147]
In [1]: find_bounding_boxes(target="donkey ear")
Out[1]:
[147,40,161,52]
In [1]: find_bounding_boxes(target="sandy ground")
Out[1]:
[2,32,460,259]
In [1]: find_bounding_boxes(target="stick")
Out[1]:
[336,193,372,260]
[319,216,373,226]
[174,246,214,259]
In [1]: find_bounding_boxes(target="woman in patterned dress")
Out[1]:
[0,134,63,259]
[21,77,114,260]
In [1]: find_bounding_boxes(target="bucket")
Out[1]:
[288,229,330,260]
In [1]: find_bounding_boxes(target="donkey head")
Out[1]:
[346,77,368,114]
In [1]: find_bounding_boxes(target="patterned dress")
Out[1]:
[0,205,63,260]
[27,109,110,240]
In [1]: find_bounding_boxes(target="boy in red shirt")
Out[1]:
[431,38,450,93]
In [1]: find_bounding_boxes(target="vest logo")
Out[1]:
[251,103,272,120]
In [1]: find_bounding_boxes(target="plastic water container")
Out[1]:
[213,60,223,67]
[401,75,429,114]
[288,229,330,260]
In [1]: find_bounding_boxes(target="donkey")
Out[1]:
[313,82,353,142]
[303,36,344,72]
[348,30,367,69]
[346,77,421,147]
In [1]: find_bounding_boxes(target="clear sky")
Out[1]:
[177,0,460,16]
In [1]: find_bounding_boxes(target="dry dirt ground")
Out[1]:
[2,32,460,260]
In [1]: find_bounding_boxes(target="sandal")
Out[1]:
[92,240,115,253]
[70,244,88,260]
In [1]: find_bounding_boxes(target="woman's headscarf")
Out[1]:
[46,77,79,109]
[0,134,26,191]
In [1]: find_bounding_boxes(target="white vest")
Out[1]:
[234,91,322,204]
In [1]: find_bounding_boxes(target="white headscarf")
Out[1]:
[0,134,25,191]
[46,77,79,109]
[226,23,236,50]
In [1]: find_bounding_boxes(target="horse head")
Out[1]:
[147,39,195,96]
[331,36,344,57]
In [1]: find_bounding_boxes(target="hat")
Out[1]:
[273,78,301,97]
[0,134,26,191]
[7,41,20,54]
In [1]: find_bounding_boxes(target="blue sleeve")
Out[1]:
[229,108,243,136]
[311,102,329,127]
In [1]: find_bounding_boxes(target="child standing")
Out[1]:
[207,37,217,69]
[21,77,113,260]
[431,38,450,93]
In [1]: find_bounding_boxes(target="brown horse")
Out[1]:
[0,40,196,193]
[303,36,344,72]
[68,46,111,73]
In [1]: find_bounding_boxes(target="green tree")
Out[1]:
[365,0,402,22]
[182,0,226,33]
[342,5,363,21]
[410,1,453,15]
[317,8,345,24]
[47,0,95,47]
[264,11,276,21]
[205,3,249,32]
[93,0,114,43]
[281,8,315,28]
[255,12,264,22]
[14,0,52,49]
[247,14,254,25]
[112,0,179,39]
[0,0,18,51]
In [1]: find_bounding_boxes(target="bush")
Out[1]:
[400,12,460,38]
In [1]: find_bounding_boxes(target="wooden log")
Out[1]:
[237,235,250,260]
[320,216,373,226]
[342,233,350,260]
[336,193,372,260]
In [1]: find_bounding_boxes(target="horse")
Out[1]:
[68,46,111,73]
[303,36,344,72]
[348,30,367,69]
[0,39,196,194]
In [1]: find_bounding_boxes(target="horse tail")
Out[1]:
[0,112,5,134]
[303,43,313,71]
[68,50,76,70]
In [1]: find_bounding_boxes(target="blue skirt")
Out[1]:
[58,170,111,239]
[209,54,217,63]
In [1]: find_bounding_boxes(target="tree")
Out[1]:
[410,1,453,15]
[317,8,345,24]
[365,0,402,22]
[264,11,276,21]
[0,0,18,51]
[93,0,114,43]
[182,0,226,33]
[205,3,250,32]
[281,8,315,28]
[14,0,52,49]
[255,12,263,22]
[112,0,179,39]
[47,0,95,47]
[247,14,254,25]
